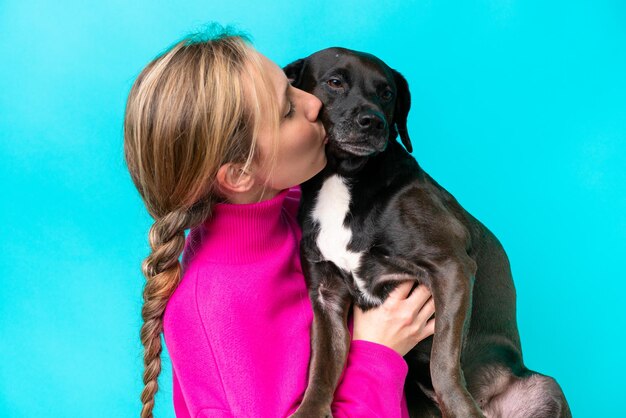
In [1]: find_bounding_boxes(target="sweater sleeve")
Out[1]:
[164,256,409,417]
[331,339,409,417]
[166,299,408,418]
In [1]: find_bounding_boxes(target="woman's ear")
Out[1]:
[216,162,255,196]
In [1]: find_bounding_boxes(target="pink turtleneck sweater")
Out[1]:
[163,186,410,417]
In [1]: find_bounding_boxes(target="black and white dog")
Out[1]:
[284,47,571,418]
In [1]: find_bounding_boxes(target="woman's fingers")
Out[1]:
[416,317,436,342]
[386,280,415,301]
[413,296,435,343]
[352,279,437,354]
[416,297,435,322]
[407,284,432,310]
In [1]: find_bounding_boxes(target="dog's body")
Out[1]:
[284,47,570,418]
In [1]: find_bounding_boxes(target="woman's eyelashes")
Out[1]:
[285,99,295,118]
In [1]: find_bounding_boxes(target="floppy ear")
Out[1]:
[391,68,412,153]
[282,58,306,88]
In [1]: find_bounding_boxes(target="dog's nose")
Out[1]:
[357,111,386,133]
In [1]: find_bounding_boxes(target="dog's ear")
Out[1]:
[391,68,412,153]
[282,58,306,88]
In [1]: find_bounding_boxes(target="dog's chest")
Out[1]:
[311,175,378,303]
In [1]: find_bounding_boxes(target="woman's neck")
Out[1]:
[225,184,281,204]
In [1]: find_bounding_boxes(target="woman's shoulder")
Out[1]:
[168,252,257,314]
[164,257,217,313]
[163,266,200,337]
[163,261,228,337]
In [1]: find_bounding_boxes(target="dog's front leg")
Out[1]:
[290,261,352,418]
[429,257,484,418]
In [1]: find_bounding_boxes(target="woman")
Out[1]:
[124,24,436,418]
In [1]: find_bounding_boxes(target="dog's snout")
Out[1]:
[357,111,386,133]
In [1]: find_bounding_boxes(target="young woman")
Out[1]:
[124,25,436,418]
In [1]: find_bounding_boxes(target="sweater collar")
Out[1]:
[195,188,293,263]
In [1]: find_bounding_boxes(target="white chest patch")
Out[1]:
[311,175,380,305]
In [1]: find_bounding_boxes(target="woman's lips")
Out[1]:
[321,126,328,144]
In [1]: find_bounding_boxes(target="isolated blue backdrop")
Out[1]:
[1,1,624,417]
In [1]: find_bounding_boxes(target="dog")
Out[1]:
[283,47,571,418]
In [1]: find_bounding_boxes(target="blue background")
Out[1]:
[1,1,624,417]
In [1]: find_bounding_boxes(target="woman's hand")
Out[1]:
[352,281,435,357]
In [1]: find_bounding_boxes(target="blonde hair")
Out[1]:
[123,23,280,417]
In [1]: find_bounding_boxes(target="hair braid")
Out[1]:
[139,201,213,418]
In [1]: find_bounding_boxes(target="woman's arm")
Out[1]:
[163,267,434,418]
[330,282,435,417]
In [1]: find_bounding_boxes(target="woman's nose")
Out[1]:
[302,90,323,122]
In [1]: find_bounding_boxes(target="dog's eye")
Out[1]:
[381,90,393,101]
[327,78,343,88]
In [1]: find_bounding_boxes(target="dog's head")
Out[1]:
[283,47,412,165]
